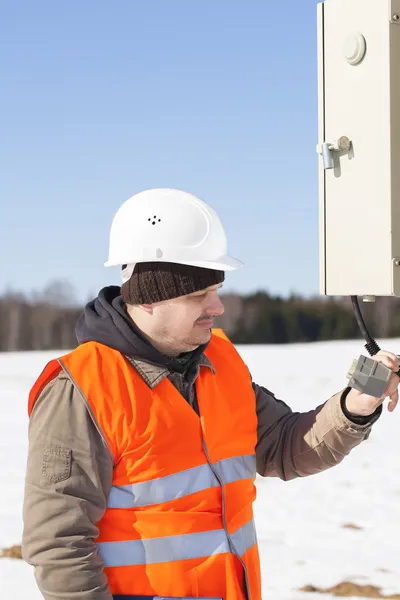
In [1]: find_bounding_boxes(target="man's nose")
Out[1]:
[205,295,225,316]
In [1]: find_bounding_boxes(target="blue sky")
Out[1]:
[1,1,321,304]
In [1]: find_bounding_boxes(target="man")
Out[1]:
[23,189,399,600]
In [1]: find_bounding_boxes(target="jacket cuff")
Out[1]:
[340,386,382,426]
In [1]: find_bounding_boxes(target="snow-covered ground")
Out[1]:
[1,340,400,599]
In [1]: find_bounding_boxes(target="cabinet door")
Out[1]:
[318,0,396,297]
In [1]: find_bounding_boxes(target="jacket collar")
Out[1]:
[126,354,215,389]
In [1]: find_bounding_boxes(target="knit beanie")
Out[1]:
[121,262,225,305]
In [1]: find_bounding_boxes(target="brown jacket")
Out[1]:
[22,353,377,600]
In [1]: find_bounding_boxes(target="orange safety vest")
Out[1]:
[29,331,261,600]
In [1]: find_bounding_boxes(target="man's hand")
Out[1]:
[345,350,400,416]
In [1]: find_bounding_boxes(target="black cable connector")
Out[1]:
[350,295,400,378]
[350,296,381,356]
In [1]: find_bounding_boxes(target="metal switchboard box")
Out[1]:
[317,0,400,297]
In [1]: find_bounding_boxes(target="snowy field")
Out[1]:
[1,339,400,600]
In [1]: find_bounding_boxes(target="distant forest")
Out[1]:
[1,280,400,351]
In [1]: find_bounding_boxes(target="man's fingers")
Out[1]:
[377,350,399,363]
[373,352,399,372]
[388,388,399,412]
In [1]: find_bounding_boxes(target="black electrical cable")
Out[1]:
[350,295,400,379]
[350,295,381,356]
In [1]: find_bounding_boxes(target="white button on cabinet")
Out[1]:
[343,32,366,65]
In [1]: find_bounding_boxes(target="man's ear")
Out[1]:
[138,304,153,315]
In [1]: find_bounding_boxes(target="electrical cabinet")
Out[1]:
[318,0,400,296]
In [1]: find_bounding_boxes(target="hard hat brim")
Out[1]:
[104,254,244,271]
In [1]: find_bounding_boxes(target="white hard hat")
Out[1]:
[105,188,243,282]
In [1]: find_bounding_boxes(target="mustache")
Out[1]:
[196,315,214,323]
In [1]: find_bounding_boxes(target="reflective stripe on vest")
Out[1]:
[107,454,256,508]
[98,518,257,567]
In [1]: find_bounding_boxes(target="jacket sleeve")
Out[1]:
[22,373,114,600]
[254,382,377,480]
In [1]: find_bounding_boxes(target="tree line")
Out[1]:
[1,281,400,351]
[218,293,400,344]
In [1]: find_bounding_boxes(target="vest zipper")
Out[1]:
[202,441,251,600]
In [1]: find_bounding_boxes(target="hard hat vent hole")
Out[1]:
[148,215,162,225]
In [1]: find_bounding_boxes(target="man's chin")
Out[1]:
[197,328,213,343]
[190,327,212,346]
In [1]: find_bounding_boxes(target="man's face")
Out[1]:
[150,283,225,353]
